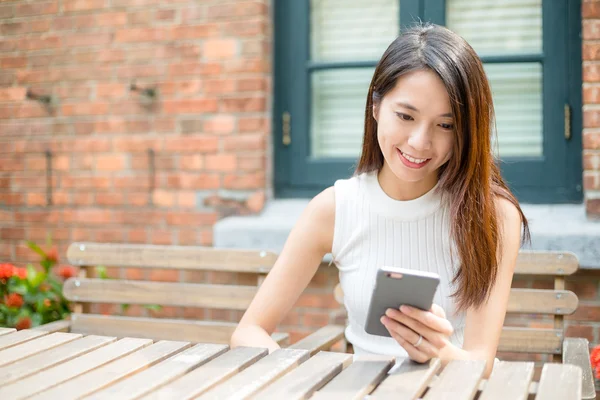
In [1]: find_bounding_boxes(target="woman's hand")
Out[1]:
[381,303,454,363]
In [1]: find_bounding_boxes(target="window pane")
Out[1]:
[310,0,399,62]
[446,0,542,56]
[311,68,374,158]
[485,63,543,157]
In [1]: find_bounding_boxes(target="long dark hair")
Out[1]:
[356,23,530,311]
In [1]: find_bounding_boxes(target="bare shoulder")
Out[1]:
[305,186,335,220]
[292,186,335,254]
[494,196,522,231]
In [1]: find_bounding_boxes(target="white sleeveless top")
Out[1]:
[331,171,466,357]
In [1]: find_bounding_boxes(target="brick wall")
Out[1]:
[583,0,600,217]
[0,0,271,266]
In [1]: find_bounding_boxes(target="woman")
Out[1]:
[231,23,529,376]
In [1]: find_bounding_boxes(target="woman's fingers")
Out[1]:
[382,317,435,363]
[399,305,454,337]
[385,309,447,349]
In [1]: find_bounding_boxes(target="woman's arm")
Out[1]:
[230,187,335,351]
[445,197,523,376]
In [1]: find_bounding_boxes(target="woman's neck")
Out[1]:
[377,164,438,201]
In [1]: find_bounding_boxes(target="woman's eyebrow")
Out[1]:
[395,101,453,118]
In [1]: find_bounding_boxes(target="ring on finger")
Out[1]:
[413,334,423,348]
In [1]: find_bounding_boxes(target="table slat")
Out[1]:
[196,348,310,400]
[0,329,47,351]
[84,343,228,400]
[31,340,189,400]
[0,328,15,336]
[0,332,81,368]
[312,357,395,400]
[478,361,534,400]
[0,337,151,399]
[0,335,116,387]
[535,363,582,400]
[255,351,352,400]
[370,358,441,399]
[141,346,267,400]
[423,360,486,400]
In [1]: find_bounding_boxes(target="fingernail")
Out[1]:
[400,305,410,313]
[385,309,392,317]
[380,316,387,324]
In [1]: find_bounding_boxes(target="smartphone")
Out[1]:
[364,266,440,337]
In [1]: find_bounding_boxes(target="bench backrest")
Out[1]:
[333,250,580,359]
[63,242,282,344]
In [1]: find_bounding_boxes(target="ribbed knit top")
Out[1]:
[331,171,466,357]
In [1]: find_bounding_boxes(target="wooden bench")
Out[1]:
[36,242,289,346]
[292,250,596,400]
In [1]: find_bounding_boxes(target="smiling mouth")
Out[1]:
[397,149,430,164]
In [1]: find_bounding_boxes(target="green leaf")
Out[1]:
[95,266,109,280]
[40,260,52,274]
[27,266,46,288]
[120,304,130,314]
[144,304,162,312]
[31,313,43,327]
[26,241,46,258]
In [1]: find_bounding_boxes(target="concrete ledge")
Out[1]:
[214,201,600,269]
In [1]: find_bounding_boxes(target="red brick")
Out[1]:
[180,155,204,170]
[96,193,124,206]
[584,171,600,190]
[207,3,267,19]
[73,193,94,206]
[62,33,112,48]
[583,2,600,19]
[204,79,236,94]
[206,154,237,171]
[220,96,266,112]
[114,27,169,43]
[163,99,219,114]
[15,1,58,17]
[238,155,264,171]
[223,172,265,190]
[586,197,600,217]
[163,173,220,190]
[584,42,600,61]
[96,83,126,99]
[62,103,109,116]
[0,5,14,19]
[153,190,175,208]
[0,228,25,240]
[0,87,26,102]
[127,229,147,244]
[171,24,219,40]
[72,139,112,153]
[95,229,125,242]
[246,190,265,213]
[166,212,218,226]
[204,116,235,134]
[63,0,106,12]
[584,20,600,40]
[168,62,221,76]
[177,228,198,245]
[303,312,331,328]
[200,230,213,245]
[150,230,173,245]
[203,39,238,60]
[61,176,110,189]
[584,130,600,149]
[63,209,112,224]
[223,134,264,151]
[222,20,266,37]
[113,138,162,152]
[0,57,27,69]
[25,193,46,206]
[164,136,219,153]
[223,58,268,74]
[237,78,267,92]
[566,304,600,321]
[96,154,126,171]
[565,324,594,341]
[96,11,127,26]
[127,193,149,207]
[1,20,51,35]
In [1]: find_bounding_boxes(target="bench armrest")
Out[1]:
[563,337,597,400]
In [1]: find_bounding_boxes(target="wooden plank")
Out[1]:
[142,346,268,400]
[69,313,288,345]
[498,328,563,354]
[255,351,353,400]
[63,278,258,310]
[423,360,486,400]
[0,328,15,336]
[67,242,277,273]
[478,361,534,400]
[514,251,578,276]
[563,338,597,400]
[507,289,578,315]
[289,325,346,356]
[535,363,582,400]
[196,348,310,400]
[369,358,441,399]
[84,343,228,400]
[0,329,47,351]
[30,340,190,400]
[0,335,116,387]
[0,332,81,367]
[0,337,151,399]
[32,319,72,333]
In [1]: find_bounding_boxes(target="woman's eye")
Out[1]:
[396,113,413,121]
[439,123,454,130]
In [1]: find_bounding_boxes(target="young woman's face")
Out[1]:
[374,69,455,185]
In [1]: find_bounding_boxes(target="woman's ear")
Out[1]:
[372,104,379,123]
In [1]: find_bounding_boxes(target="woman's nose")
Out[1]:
[407,125,432,151]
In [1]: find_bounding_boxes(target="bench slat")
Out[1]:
[86,343,228,400]
[67,242,277,273]
[514,251,578,275]
[498,328,563,354]
[196,348,310,400]
[289,325,346,356]
[64,278,257,310]
[0,329,47,351]
[508,289,578,315]
[33,319,72,333]
[369,358,440,399]
[312,357,394,400]
[0,332,81,367]
[255,351,352,400]
[423,359,486,400]
[0,335,116,387]
[0,328,15,336]
[70,313,288,345]
[31,340,190,399]
[141,346,267,400]
[535,363,582,400]
[563,338,597,400]
[478,361,534,400]
[0,337,151,399]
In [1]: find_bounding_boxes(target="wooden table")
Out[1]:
[0,327,583,400]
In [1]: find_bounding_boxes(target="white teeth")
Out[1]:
[400,150,428,164]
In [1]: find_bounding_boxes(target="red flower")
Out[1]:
[43,298,51,307]
[5,293,24,308]
[46,247,58,263]
[591,345,600,379]
[56,265,77,279]
[0,263,15,279]
[13,268,27,280]
[15,317,31,330]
